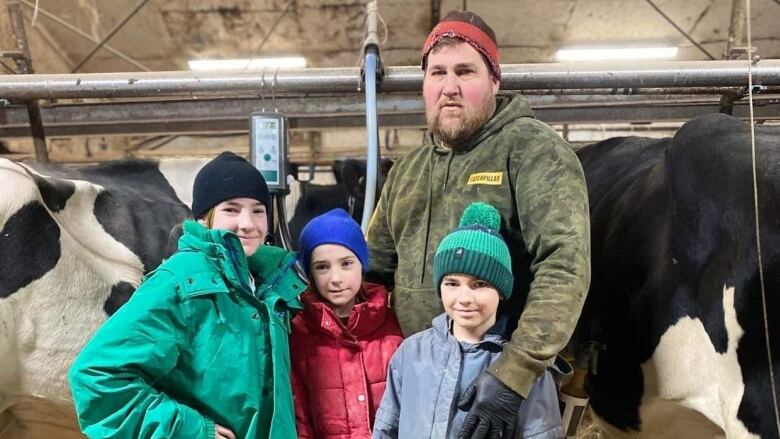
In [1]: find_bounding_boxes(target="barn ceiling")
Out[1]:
[1,0,780,162]
[6,0,780,73]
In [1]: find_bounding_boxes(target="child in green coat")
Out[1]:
[68,152,305,439]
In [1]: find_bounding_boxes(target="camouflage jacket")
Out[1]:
[366,92,591,397]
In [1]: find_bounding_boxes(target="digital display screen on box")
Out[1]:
[250,113,287,192]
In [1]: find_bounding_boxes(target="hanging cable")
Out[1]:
[360,0,382,232]
[30,0,39,26]
[377,10,389,46]
[746,0,780,435]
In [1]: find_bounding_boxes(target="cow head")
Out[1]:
[286,158,394,249]
[332,158,395,215]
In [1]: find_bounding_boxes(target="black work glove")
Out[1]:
[457,371,524,439]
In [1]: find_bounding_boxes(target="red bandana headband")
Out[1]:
[422,20,501,80]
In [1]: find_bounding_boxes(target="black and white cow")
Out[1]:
[576,113,780,438]
[0,157,207,438]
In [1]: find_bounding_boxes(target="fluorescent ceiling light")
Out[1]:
[188,57,307,70]
[556,46,678,61]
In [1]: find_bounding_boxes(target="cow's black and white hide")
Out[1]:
[287,158,393,249]
[575,113,780,438]
[0,157,208,439]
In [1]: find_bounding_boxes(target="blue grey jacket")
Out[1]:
[373,314,564,439]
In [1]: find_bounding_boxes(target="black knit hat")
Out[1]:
[191,151,270,219]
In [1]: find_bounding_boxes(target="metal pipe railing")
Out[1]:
[6,0,49,162]
[496,60,780,91]
[2,60,780,100]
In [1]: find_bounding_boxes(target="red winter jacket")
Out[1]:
[290,282,403,439]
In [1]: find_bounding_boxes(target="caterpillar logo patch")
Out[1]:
[467,172,503,185]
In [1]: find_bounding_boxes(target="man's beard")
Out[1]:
[426,93,495,147]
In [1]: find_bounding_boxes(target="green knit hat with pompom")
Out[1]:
[433,202,513,299]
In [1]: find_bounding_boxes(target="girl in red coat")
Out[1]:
[292,208,403,439]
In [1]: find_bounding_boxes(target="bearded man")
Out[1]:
[366,10,591,439]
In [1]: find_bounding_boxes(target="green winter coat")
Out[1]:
[68,220,306,439]
[366,92,591,398]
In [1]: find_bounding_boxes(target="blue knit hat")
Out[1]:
[299,208,369,272]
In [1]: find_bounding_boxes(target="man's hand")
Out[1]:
[215,424,236,439]
[457,371,524,438]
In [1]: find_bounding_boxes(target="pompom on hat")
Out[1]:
[433,202,513,299]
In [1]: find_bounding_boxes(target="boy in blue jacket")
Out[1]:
[373,202,563,439]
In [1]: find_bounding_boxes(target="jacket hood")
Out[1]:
[180,219,236,257]
[426,92,535,153]
[430,313,506,348]
[179,220,252,293]
[300,282,392,343]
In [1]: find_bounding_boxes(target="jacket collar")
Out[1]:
[179,220,251,293]
[179,220,302,304]
[300,282,391,344]
[431,313,506,348]
[426,92,534,154]
[247,244,301,301]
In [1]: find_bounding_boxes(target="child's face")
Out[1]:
[440,273,500,333]
[209,198,268,256]
[310,244,363,314]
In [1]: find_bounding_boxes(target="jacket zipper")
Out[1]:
[420,146,436,284]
